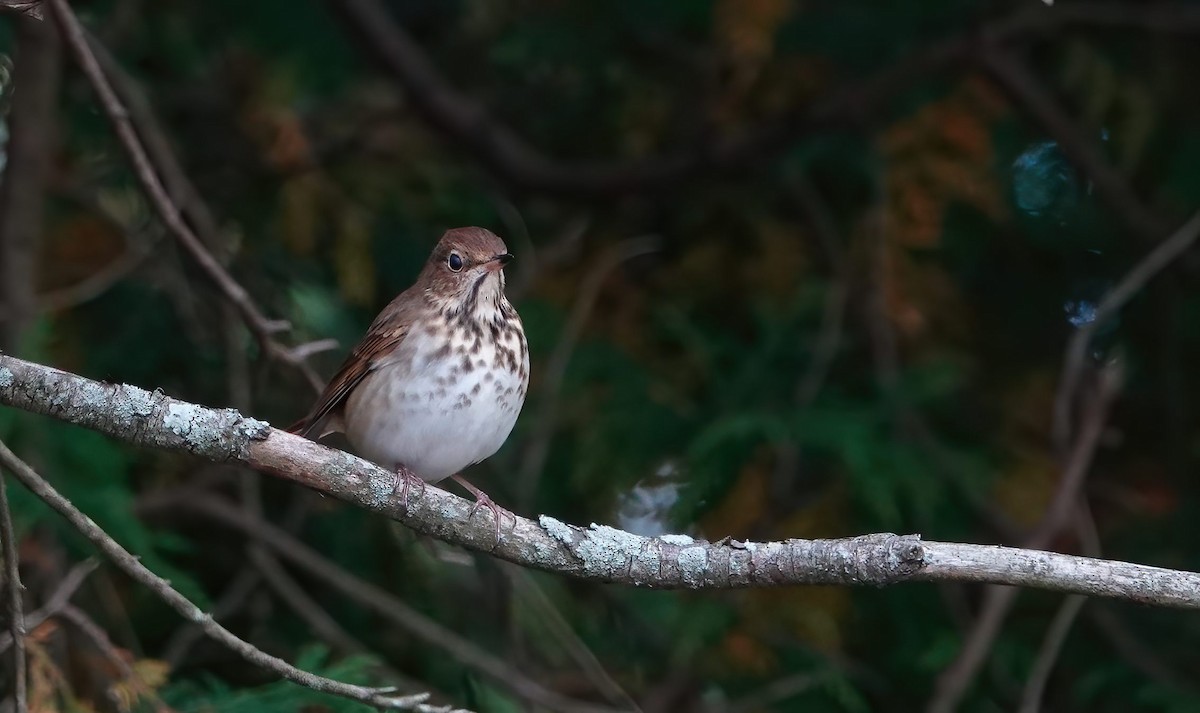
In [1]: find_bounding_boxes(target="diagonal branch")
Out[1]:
[46,0,326,391]
[978,45,1169,241]
[926,361,1121,713]
[2,353,1200,606]
[1053,209,1200,450]
[328,0,1200,198]
[57,604,174,713]
[147,496,628,713]
[0,471,27,713]
[0,12,59,353]
[0,437,450,712]
[0,559,96,655]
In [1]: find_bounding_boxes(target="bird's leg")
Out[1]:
[451,474,515,543]
[392,464,425,511]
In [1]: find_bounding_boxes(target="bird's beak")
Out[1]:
[488,253,514,271]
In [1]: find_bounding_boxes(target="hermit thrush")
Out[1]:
[290,227,529,537]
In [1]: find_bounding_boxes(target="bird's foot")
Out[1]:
[451,474,515,543]
[391,465,426,512]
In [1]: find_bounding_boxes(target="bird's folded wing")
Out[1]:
[288,319,411,437]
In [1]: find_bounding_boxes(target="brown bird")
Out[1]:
[291,227,529,537]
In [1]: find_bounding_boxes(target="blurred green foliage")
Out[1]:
[4,0,1200,711]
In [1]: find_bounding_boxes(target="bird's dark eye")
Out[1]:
[447,253,464,272]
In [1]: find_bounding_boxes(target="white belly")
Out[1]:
[342,329,528,482]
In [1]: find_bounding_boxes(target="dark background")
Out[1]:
[2,1,1200,711]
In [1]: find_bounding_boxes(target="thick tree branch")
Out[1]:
[2,355,1200,606]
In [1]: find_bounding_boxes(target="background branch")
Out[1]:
[0,12,59,353]
[326,0,1200,197]
[0,437,446,712]
[47,0,327,391]
[0,472,26,713]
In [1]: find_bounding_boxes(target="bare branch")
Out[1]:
[3,355,1200,607]
[1054,210,1200,451]
[927,363,1120,713]
[327,0,1200,198]
[0,437,447,711]
[0,472,26,713]
[1018,595,1087,713]
[979,46,1169,241]
[517,236,660,507]
[57,604,174,713]
[503,565,643,711]
[0,559,96,655]
[152,496,630,713]
[0,13,59,352]
[46,0,326,392]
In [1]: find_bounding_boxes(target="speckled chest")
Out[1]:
[425,309,529,415]
[342,301,529,479]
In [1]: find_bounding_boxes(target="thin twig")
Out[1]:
[927,364,1120,713]
[504,565,642,711]
[48,0,280,337]
[0,471,27,713]
[1052,209,1200,451]
[725,670,836,713]
[161,567,260,667]
[0,559,96,655]
[790,176,849,409]
[0,438,446,711]
[327,0,1200,197]
[978,46,1168,241]
[249,547,364,658]
[0,12,59,353]
[47,0,327,392]
[517,236,660,508]
[1087,606,1195,693]
[1017,595,1087,713]
[248,547,457,704]
[161,492,310,667]
[58,604,175,713]
[160,495,630,713]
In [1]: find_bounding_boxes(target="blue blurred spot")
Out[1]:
[1064,276,1119,337]
[1064,297,1098,327]
[1012,141,1079,221]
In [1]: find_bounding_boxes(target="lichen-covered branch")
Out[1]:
[3,354,1200,606]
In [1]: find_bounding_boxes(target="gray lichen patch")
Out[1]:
[570,524,648,580]
[163,402,201,437]
[539,515,576,543]
[0,366,12,388]
[237,415,272,440]
[119,385,159,419]
[660,533,695,546]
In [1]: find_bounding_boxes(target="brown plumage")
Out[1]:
[289,227,528,538]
